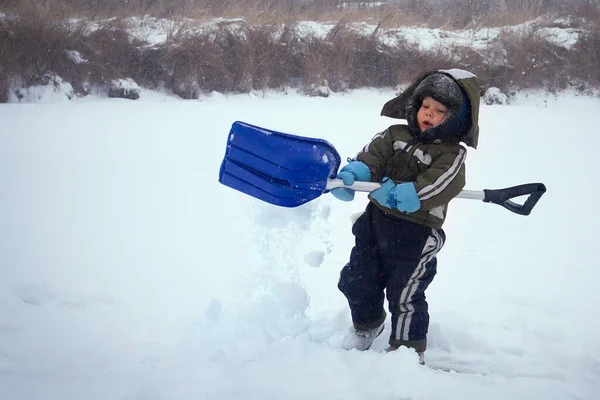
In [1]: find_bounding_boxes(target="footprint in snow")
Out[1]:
[204,298,222,322]
[317,204,332,219]
[13,284,55,306]
[13,284,114,309]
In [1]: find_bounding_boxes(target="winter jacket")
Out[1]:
[355,69,481,229]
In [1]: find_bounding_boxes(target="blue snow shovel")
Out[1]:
[218,121,546,215]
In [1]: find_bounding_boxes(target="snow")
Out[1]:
[111,78,140,90]
[483,87,509,105]
[296,21,336,39]
[125,16,180,46]
[441,68,477,80]
[1,89,600,399]
[536,27,581,49]
[10,74,75,103]
[65,50,87,64]
[122,16,246,47]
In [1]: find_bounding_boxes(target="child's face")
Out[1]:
[417,96,449,132]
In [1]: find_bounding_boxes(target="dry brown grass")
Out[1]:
[0,2,148,98]
[0,4,79,88]
[485,26,572,92]
[0,71,8,103]
[1,0,599,101]
[569,28,600,90]
[2,1,598,27]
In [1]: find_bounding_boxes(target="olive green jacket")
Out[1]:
[355,69,481,228]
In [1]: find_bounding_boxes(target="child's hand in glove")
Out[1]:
[331,161,371,202]
[370,178,420,213]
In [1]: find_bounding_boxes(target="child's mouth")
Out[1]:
[422,121,433,129]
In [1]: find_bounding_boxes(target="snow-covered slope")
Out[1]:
[116,16,585,50]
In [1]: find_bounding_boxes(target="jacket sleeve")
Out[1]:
[414,145,467,210]
[355,128,395,182]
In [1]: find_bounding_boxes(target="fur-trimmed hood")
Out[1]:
[380,69,481,149]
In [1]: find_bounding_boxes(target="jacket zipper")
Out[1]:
[396,142,419,181]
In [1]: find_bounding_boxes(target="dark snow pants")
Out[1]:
[338,202,445,351]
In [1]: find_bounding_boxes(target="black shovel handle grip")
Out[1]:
[483,183,547,216]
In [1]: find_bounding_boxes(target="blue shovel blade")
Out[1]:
[218,121,341,207]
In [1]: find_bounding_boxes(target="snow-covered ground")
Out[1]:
[1,89,599,399]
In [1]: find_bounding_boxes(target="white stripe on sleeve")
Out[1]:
[417,148,466,201]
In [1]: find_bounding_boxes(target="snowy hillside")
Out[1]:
[120,15,584,50]
[4,10,598,103]
[1,89,599,399]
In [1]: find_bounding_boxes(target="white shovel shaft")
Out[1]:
[326,179,485,201]
[326,179,380,191]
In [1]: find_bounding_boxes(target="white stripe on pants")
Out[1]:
[396,228,444,341]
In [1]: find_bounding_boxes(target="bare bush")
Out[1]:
[83,21,144,83]
[491,26,571,91]
[1,0,600,102]
[162,26,234,97]
[0,69,8,103]
[570,28,600,90]
[2,0,598,28]
[0,3,151,99]
[0,3,84,94]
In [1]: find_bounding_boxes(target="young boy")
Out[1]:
[331,69,480,364]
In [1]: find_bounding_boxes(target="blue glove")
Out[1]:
[392,182,421,212]
[331,161,371,202]
[370,178,421,213]
[370,178,397,208]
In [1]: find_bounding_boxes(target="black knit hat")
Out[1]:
[406,73,471,143]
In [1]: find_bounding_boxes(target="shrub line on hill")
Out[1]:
[0,9,599,102]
